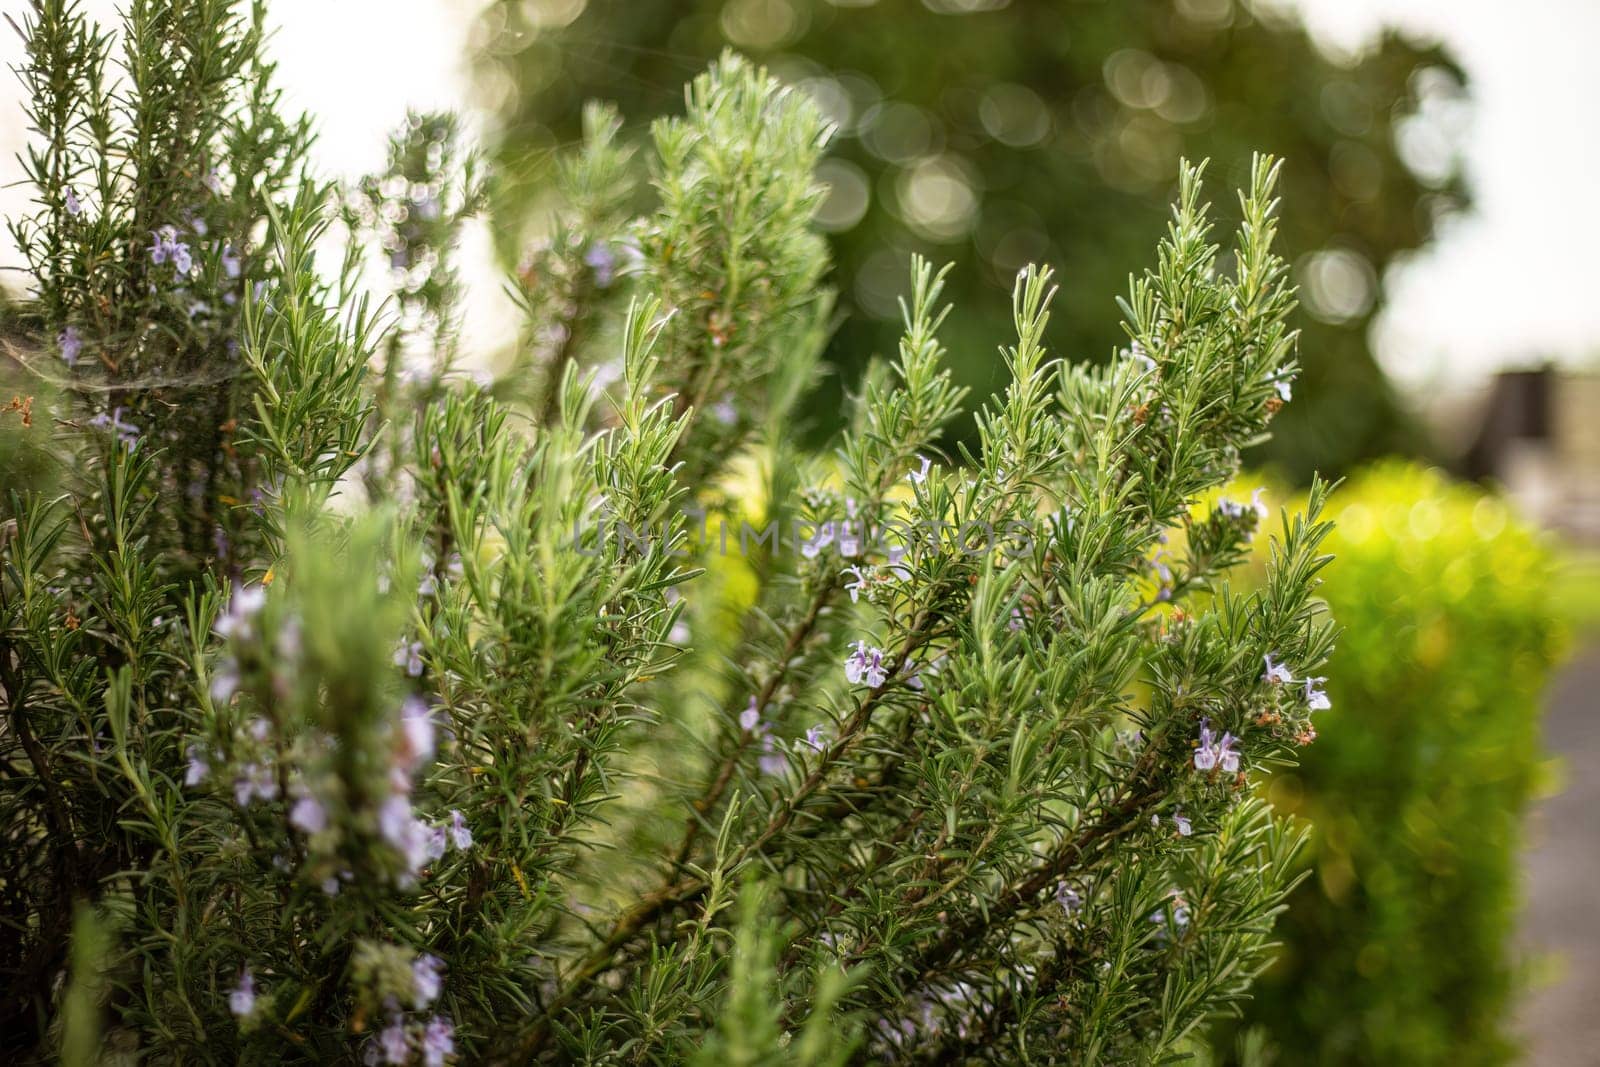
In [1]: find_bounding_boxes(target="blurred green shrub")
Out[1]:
[477,0,1467,479]
[1229,463,1569,1064]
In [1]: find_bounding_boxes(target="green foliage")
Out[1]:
[3,4,1340,1061]
[1229,463,1569,1064]
[477,0,1465,479]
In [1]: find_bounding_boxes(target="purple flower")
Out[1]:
[908,454,933,486]
[1172,811,1193,837]
[397,696,436,772]
[221,243,242,279]
[710,398,739,426]
[739,696,762,733]
[184,746,209,786]
[412,953,444,1007]
[1274,378,1293,403]
[289,794,328,835]
[1303,676,1331,711]
[215,585,267,640]
[757,733,786,776]
[837,520,861,559]
[424,824,448,863]
[844,641,887,688]
[63,186,82,216]
[148,225,192,275]
[842,564,870,603]
[884,543,912,581]
[234,763,278,806]
[203,170,225,195]
[1127,340,1157,374]
[394,640,425,678]
[421,1016,455,1067]
[229,967,257,1017]
[1261,653,1293,686]
[378,1017,410,1064]
[379,795,433,874]
[799,521,834,560]
[210,662,240,704]
[1150,891,1191,933]
[447,809,472,850]
[1192,719,1241,774]
[88,406,140,448]
[802,724,825,752]
[57,326,81,366]
[1056,882,1083,915]
[584,241,616,287]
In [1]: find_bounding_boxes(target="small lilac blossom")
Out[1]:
[908,454,933,485]
[1275,378,1293,403]
[844,641,887,688]
[424,825,449,863]
[378,1017,410,1065]
[838,520,861,558]
[397,696,436,772]
[1150,891,1191,933]
[1214,732,1241,773]
[758,733,786,776]
[210,662,240,704]
[1127,340,1157,374]
[221,243,242,279]
[168,238,194,274]
[289,794,328,835]
[1172,811,1193,837]
[842,564,871,603]
[584,241,616,287]
[710,398,739,426]
[802,724,825,752]
[738,697,762,733]
[799,522,834,560]
[203,170,225,194]
[1261,653,1293,686]
[89,407,140,448]
[422,1016,455,1067]
[394,640,425,677]
[1056,882,1083,915]
[884,542,912,581]
[1192,719,1241,774]
[184,746,209,786]
[63,186,82,216]
[148,225,192,274]
[447,809,472,850]
[57,326,81,366]
[229,967,257,1017]
[234,763,278,806]
[1303,676,1331,711]
[215,585,267,640]
[412,954,444,1007]
[378,795,433,875]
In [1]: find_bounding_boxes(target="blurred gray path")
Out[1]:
[1519,642,1600,1065]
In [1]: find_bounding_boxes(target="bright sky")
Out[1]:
[3,0,1597,394]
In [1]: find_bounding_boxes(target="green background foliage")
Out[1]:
[1230,463,1570,1063]
[477,0,1466,479]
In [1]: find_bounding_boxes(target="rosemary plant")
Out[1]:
[1,4,1336,1062]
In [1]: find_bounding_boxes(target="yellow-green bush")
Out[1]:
[1230,463,1569,1063]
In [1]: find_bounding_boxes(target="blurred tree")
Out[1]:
[475,0,1466,480]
